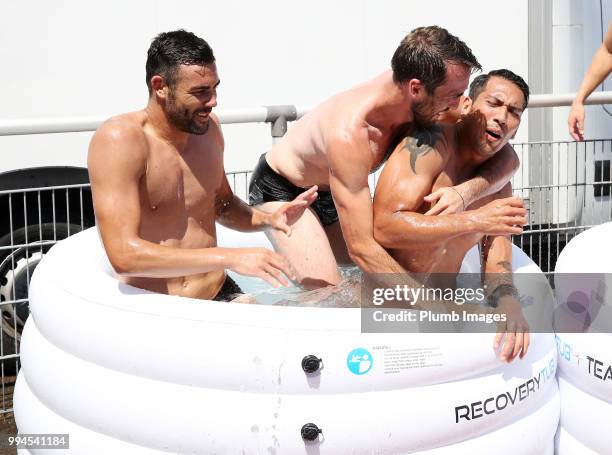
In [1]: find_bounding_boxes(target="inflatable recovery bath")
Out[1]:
[15,227,559,454]
[554,222,612,455]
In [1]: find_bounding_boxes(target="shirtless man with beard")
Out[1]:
[374,69,531,362]
[249,26,522,288]
[88,30,316,301]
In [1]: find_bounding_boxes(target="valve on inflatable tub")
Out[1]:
[301,355,323,374]
[301,423,323,441]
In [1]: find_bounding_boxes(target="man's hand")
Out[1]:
[494,296,530,363]
[424,186,466,215]
[267,186,318,236]
[568,102,585,141]
[468,197,527,236]
[458,110,487,141]
[228,248,297,288]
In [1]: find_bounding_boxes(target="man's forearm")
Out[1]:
[217,195,269,232]
[375,211,478,250]
[349,237,406,274]
[574,45,612,104]
[106,236,236,278]
[481,235,516,304]
[456,145,518,206]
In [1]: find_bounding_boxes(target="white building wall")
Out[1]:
[552,0,612,141]
[1,0,529,173]
[546,0,611,225]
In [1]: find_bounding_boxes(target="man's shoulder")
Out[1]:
[89,111,149,165]
[208,113,224,140]
[327,70,398,127]
[96,111,147,143]
[412,123,455,144]
[385,124,454,175]
[400,124,454,156]
[315,87,373,130]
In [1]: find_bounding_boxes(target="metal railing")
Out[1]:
[0,106,311,138]
[1,91,612,137]
[1,92,612,414]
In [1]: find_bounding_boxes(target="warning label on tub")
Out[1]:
[382,346,443,374]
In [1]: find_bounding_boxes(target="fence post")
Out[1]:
[265,105,298,143]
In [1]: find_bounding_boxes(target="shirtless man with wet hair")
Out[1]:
[249,26,522,288]
[88,30,316,301]
[374,69,531,362]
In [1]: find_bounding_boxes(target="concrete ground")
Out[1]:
[0,376,17,455]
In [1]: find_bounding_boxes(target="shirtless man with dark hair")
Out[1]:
[88,30,316,301]
[374,69,531,362]
[249,26,522,288]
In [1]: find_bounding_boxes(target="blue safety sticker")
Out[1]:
[347,348,373,375]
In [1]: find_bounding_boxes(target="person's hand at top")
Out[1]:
[568,22,612,141]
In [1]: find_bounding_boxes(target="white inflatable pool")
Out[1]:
[15,227,559,454]
[554,222,612,455]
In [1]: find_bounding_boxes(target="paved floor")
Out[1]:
[0,376,17,455]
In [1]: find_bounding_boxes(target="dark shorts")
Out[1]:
[248,154,339,226]
[213,275,244,302]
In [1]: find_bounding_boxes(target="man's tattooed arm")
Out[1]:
[403,126,448,173]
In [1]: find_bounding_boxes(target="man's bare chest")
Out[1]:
[141,147,223,214]
[430,160,476,194]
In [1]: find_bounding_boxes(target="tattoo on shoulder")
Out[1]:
[402,126,447,173]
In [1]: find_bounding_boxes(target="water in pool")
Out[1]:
[228,266,361,307]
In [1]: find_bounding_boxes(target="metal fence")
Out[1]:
[511,139,612,274]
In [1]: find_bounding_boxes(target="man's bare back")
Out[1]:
[266,72,407,190]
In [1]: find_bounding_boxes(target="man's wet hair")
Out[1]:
[146,30,215,95]
[391,26,481,94]
[469,69,530,110]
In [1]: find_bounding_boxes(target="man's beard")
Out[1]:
[412,99,437,130]
[166,91,210,135]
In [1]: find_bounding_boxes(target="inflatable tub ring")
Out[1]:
[15,227,559,454]
[554,222,612,455]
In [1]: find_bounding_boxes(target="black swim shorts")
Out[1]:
[248,154,339,226]
[213,275,244,302]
